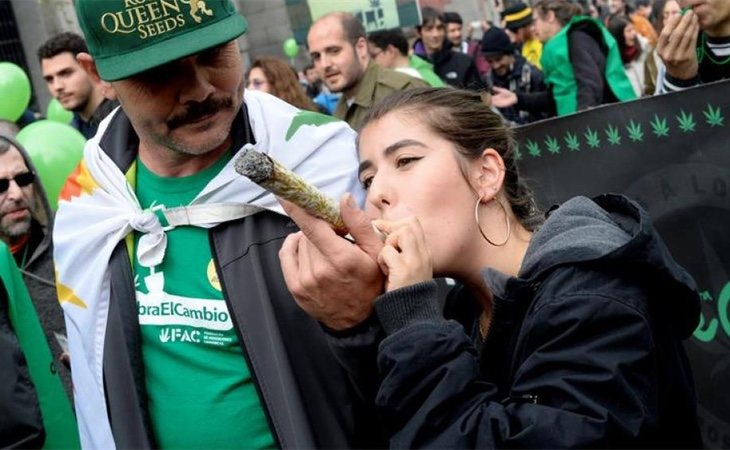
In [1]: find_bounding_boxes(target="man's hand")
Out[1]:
[490,86,518,108]
[657,9,700,81]
[279,194,385,330]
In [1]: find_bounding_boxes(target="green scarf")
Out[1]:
[0,243,80,449]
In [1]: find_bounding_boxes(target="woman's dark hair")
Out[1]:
[361,87,543,232]
[248,57,317,112]
[649,0,677,34]
[533,0,584,26]
[607,14,640,63]
[649,0,667,31]
[419,7,445,28]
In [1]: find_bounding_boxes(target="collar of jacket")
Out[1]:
[482,193,699,337]
[348,62,382,109]
[429,39,456,65]
[89,99,120,129]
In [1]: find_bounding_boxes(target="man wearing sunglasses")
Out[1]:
[0,134,73,401]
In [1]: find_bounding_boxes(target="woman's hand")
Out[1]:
[373,217,433,292]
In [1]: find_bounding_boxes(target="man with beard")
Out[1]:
[501,2,544,69]
[481,27,548,124]
[308,11,428,130]
[53,0,387,447]
[38,32,117,138]
[0,134,72,399]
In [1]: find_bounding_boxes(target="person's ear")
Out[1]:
[547,10,557,23]
[385,45,397,59]
[354,36,369,63]
[77,52,117,101]
[470,148,506,201]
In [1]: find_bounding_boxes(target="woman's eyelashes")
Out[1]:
[360,155,423,189]
[395,155,423,168]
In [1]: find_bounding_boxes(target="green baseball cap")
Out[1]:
[76,0,247,81]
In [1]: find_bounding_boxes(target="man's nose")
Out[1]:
[51,77,65,94]
[178,58,215,104]
[319,54,333,70]
[4,179,25,201]
[367,176,391,210]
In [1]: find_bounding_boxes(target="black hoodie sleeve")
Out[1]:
[372,277,668,448]
[516,90,557,116]
[462,59,486,91]
[568,29,607,111]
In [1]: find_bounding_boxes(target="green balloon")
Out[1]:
[16,120,86,211]
[0,62,31,122]
[46,98,74,124]
[283,38,299,58]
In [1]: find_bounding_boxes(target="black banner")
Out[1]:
[515,80,730,449]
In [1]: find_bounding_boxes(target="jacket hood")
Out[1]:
[0,134,53,259]
[487,194,699,337]
[412,38,454,63]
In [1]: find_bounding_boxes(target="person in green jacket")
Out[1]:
[0,241,79,449]
[367,28,445,87]
[492,0,636,116]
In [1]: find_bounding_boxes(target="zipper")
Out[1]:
[209,230,283,449]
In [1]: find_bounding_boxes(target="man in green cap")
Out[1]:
[54,0,386,448]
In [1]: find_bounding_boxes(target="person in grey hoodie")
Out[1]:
[279,87,702,448]
[0,134,71,399]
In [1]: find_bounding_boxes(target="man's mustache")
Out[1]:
[1,200,29,215]
[167,97,233,129]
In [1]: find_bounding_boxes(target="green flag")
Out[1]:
[0,243,80,449]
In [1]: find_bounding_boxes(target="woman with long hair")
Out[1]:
[279,87,702,447]
[608,14,652,97]
[247,57,318,112]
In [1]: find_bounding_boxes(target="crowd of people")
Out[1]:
[2,0,729,448]
[239,0,729,128]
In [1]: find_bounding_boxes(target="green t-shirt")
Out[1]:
[134,154,275,449]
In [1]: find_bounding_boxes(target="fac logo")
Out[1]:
[159,327,201,343]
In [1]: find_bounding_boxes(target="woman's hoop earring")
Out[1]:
[474,195,511,247]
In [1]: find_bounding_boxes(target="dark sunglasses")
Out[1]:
[0,172,35,193]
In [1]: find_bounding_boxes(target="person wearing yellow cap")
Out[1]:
[502,2,544,69]
[53,0,388,447]
[492,0,637,116]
